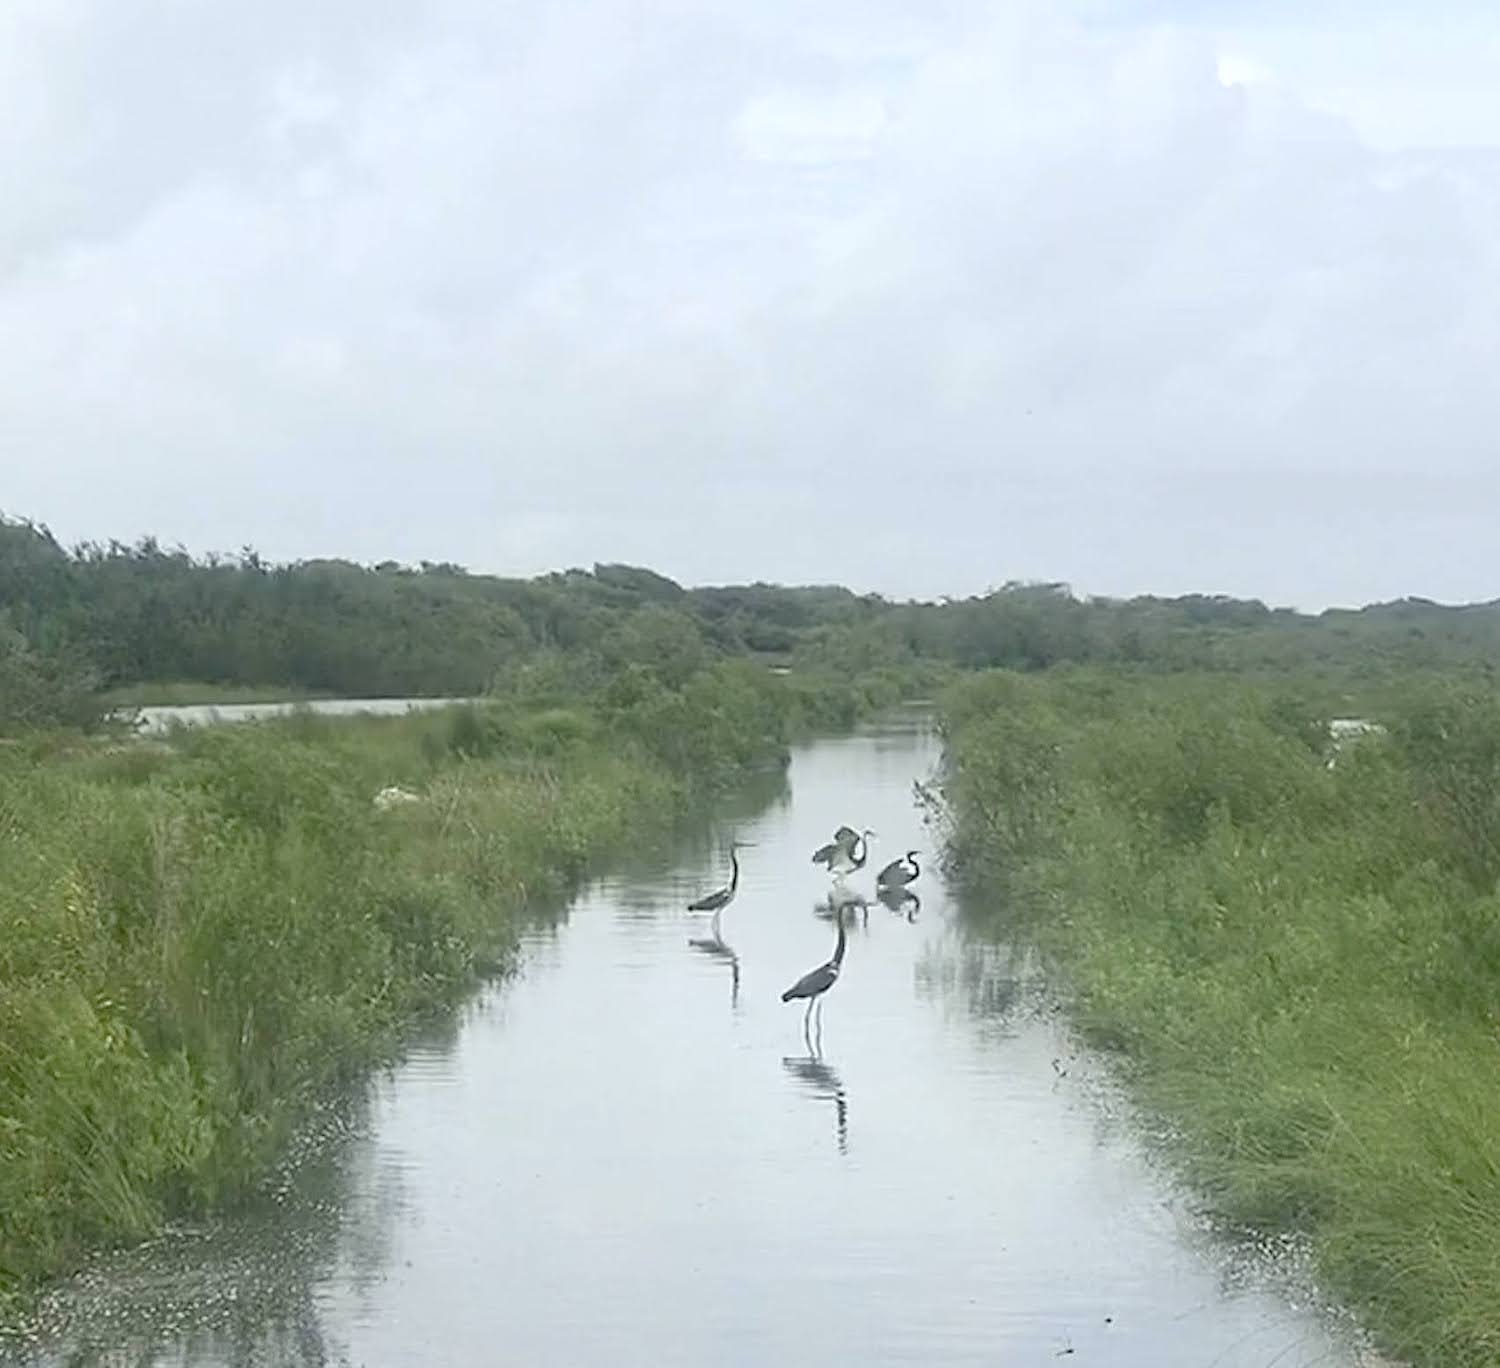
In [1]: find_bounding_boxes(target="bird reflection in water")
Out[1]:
[687,909,741,1008]
[876,885,921,921]
[782,1054,849,1155]
[812,881,869,926]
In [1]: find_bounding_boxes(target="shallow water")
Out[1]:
[5,712,1370,1366]
[131,696,471,734]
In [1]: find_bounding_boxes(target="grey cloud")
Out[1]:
[1,1,1497,607]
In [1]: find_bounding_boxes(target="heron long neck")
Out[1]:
[832,906,847,966]
[909,853,920,876]
[728,847,741,891]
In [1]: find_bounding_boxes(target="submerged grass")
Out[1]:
[0,659,898,1308]
[941,670,1500,1366]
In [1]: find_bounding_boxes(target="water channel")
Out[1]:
[129,697,471,735]
[5,711,1373,1366]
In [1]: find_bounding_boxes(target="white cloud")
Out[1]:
[1216,54,1273,88]
[1,0,1497,607]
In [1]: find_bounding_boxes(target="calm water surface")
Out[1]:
[6,713,1372,1367]
[132,697,470,734]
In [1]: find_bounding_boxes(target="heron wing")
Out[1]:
[781,961,836,1002]
[688,887,729,912]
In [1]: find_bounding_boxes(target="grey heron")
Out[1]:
[810,824,860,869]
[826,828,875,877]
[875,849,920,891]
[781,900,848,1044]
[687,839,755,913]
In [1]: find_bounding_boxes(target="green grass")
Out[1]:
[942,669,1500,1367]
[0,657,906,1311]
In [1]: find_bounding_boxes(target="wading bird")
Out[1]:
[875,849,921,892]
[811,825,860,869]
[687,839,755,913]
[782,900,848,1044]
[827,828,875,877]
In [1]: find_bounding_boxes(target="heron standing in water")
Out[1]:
[827,828,875,877]
[781,900,848,1045]
[687,839,755,913]
[810,825,860,869]
[875,849,921,892]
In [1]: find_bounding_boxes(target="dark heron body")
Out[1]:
[687,840,754,913]
[781,901,848,1043]
[810,824,860,869]
[875,849,921,891]
[827,828,875,877]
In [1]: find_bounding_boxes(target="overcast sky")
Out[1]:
[3,1,1498,608]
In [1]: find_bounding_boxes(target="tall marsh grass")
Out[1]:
[942,670,1500,1366]
[0,660,855,1306]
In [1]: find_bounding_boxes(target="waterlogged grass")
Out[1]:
[0,660,869,1307]
[942,671,1500,1367]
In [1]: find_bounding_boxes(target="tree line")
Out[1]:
[3,511,1498,731]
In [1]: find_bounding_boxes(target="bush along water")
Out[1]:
[941,668,1500,1367]
[0,659,896,1308]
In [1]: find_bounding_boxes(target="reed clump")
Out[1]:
[942,670,1500,1368]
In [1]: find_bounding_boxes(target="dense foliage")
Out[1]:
[8,510,1500,733]
[0,515,888,719]
[942,670,1500,1367]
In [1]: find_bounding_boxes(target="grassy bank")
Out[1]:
[0,659,903,1308]
[941,670,1500,1367]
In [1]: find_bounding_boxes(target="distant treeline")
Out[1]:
[3,512,1499,729]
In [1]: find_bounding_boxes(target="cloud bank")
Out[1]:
[2,0,1497,606]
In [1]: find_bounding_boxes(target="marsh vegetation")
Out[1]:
[942,670,1500,1367]
[0,656,906,1304]
[7,509,1500,1360]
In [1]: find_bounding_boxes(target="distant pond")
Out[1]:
[129,697,473,735]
